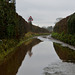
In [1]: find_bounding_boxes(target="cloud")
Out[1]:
[16,0,75,27]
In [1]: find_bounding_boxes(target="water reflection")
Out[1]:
[43,42,75,75]
[43,61,75,75]
[28,49,33,57]
[53,42,75,63]
[0,38,41,75]
[17,37,60,75]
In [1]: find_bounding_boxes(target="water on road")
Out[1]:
[16,36,75,75]
[0,35,75,75]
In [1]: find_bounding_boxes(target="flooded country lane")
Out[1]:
[0,35,75,75]
[0,38,41,75]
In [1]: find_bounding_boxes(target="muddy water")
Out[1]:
[0,38,41,75]
[16,36,75,75]
[17,36,60,75]
[0,36,75,75]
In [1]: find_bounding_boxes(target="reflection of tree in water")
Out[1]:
[53,42,75,63]
[0,38,41,75]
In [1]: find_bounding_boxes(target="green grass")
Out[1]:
[52,32,75,46]
[0,32,50,62]
[53,42,75,62]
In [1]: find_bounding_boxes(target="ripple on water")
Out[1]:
[43,62,75,75]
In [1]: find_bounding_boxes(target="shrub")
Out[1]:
[52,32,75,46]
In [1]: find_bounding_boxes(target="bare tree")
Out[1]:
[55,17,63,24]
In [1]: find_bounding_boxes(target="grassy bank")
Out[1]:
[53,42,75,62]
[0,32,50,62]
[52,32,75,46]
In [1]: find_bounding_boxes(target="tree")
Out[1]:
[55,17,63,24]
[68,13,75,34]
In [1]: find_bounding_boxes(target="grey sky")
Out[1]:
[16,0,75,27]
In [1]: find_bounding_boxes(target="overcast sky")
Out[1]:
[16,0,75,27]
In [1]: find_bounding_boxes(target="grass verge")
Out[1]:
[52,32,75,46]
[0,32,50,62]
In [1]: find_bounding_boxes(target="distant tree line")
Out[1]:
[0,2,49,39]
[42,26,53,32]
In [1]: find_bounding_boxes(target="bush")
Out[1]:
[52,32,75,46]
[68,13,75,34]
